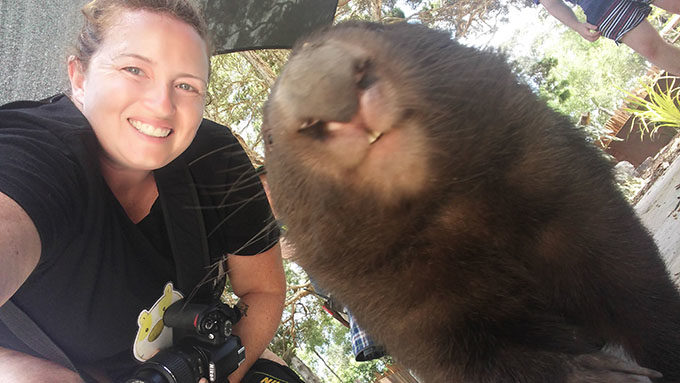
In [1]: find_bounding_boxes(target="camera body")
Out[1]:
[127,299,246,383]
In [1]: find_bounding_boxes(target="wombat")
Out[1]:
[262,21,680,382]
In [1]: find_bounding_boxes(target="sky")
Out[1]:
[462,5,546,49]
[395,1,555,56]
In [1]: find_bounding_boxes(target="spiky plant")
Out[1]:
[624,75,680,139]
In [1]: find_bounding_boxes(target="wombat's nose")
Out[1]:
[275,40,374,127]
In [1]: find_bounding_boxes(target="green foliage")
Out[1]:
[338,0,532,34]
[271,261,391,382]
[404,0,533,37]
[514,56,571,103]
[205,50,288,157]
[297,340,390,383]
[386,6,406,19]
[624,76,680,139]
[340,357,391,383]
[505,6,649,142]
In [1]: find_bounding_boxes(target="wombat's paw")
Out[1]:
[567,352,662,383]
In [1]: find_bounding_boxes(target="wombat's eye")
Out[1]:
[299,119,327,140]
[355,58,371,74]
[357,73,378,90]
[262,128,273,148]
[355,59,377,89]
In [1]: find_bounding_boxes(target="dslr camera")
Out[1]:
[126,299,245,383]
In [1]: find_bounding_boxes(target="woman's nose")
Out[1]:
[145,82,176,118]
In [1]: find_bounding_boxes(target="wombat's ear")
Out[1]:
[261,122,274,151]
[261,101,274,150]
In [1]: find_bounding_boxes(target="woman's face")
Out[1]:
[70,9,210,171]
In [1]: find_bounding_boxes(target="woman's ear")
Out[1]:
[67,56,85,107]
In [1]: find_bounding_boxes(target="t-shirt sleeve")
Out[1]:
[188,120,279,258]
[0,118,82,266]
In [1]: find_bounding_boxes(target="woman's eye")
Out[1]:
[177,83,197,93]
[123,67,143,76]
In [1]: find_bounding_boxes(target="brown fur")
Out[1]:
[263,21,680,382]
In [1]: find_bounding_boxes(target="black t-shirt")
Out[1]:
[0,94,278,379]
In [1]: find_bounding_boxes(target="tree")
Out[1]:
[205,49,288,158]
[208,2,670,381]
[503,6,650,142]
[513,56,572,103]
[335,0,534,38]
[404,0,533,37]
[266,261,389,382]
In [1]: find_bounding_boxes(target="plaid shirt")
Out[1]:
[349,312,386,361]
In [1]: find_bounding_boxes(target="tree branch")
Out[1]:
[313,347,344,383]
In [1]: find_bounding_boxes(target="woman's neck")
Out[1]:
[99,158,159,223]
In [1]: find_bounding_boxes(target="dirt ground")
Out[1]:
[633,133,680,282]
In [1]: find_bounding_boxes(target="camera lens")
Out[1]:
[127,346,204,383]
[126,368,174,383]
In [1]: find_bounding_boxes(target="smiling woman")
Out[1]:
[69,9,210,176]
[0,1,288,382]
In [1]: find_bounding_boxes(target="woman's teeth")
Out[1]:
[129,119,171,138]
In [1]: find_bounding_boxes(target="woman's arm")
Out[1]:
[0,191,40,307]
[538,0,601,41]
[0,346,85,383]
[0,192,87,382]
[225,244,286,383]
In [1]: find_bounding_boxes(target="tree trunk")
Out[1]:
[372,0,382,21]
[240,51,279,87]
[290,355,324,383]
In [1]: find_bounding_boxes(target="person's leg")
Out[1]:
[652,0,680,14]
[619,19,680,75]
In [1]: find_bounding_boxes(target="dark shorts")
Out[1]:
[596,0,653,43]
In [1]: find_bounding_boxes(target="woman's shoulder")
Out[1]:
[0,94,95,164]
[194,118,240,146]
[0,94,91,140]
[1,94,87,122]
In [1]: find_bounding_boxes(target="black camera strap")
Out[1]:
[0,300,98,383]
[154,155,214,301]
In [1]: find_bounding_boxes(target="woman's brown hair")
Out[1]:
[74,0,213,70]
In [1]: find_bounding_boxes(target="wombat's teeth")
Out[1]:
[368,130,382,144]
